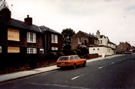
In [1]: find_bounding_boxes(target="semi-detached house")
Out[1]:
[0,8,62,54]
[89,30,116,56]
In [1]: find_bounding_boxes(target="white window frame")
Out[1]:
[27,48,37,54]
[78,37,82,44]
[51,34,58,43]
[99,40,102,44]
[40,49,44,53]
[0,46,2,53]
[51,47,58,51]
[27,32,36,43]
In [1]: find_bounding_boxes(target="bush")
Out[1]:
[46,52,57,59]
[75,49,82,56]
[56,51,65,57]
[73,50,77,55]
[63,49,76,55]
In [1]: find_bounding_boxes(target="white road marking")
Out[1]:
[71,76,80,80]
[30,83,89,89]
[98,67,103,69]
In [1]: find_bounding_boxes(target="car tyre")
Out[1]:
[83,62,86,67]
[73,64,76,69]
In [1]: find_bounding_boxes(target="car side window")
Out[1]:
[70,56,73,60]
[78,57,81,59]
[74,56,78,60]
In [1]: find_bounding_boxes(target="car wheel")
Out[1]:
[73,64,76,69]
[83,62,86,67]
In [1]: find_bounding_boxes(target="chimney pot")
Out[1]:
[27,15,29,18]
[24,15,32,25]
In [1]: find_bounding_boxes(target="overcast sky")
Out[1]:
[4,0,135,45]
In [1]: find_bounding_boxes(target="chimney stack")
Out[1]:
[24,15,32,25]
[0,8,11,18]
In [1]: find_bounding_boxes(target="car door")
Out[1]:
[74,56,79,65]
[78,56,84,65]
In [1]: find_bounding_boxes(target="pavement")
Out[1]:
[0,54,122,83]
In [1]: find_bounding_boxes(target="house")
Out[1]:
[39,26,62,52]
[89,30,116,56]
[0,8,62,54]
[0,8,45,54]
[71,30,98,49]
[116,42,131,54]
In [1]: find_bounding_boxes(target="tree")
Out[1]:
[61,28,75,50]
[0,0,8,11]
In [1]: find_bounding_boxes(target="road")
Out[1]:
[0,54,135,89]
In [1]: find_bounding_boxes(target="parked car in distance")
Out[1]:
[57,55,87,69]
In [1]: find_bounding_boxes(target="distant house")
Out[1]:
[39,26,62,52]
[89,30,116,56]
[71,30,98,49]
[116,42,131,54]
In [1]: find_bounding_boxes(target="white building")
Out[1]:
[89,30,116,56]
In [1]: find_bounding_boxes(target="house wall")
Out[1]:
[98,37,108,46]
[71,31,89,49]
[0,25,44,54]
[116,42,131,53]
[45,32,62,52]
[89,47,115,56]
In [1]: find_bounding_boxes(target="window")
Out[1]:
[27,32,36,43]
[70,56,73,60]
[51,34,58,43]
[59,57,68,60]
[8,28,20,41]
[99,40,102,44]
[93,48,95,50]
[78,37,82,44]
[98,48,99,50]
[27,48,37,54]
[74,56,78,60]
[8,46,20,53]
[78,57,81,59]
[107,48,110,52]
[84,40,87,45]
[51,47,58,51]
[0,46,2,53]
[40,49,44,53]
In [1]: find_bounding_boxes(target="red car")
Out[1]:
[57,55,87,69]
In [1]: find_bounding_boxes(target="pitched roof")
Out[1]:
[108,41,116,45]
[100,35,116,45]
[39,26,62,35]
[0,16,41,33]
[80,31,98,39]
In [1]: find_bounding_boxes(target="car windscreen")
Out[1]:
[59,57,69,60]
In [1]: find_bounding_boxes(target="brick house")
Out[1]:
[39,26,62,52]
[0,8,45,54]
[0,8,62,54]
[71,30,98,49]
[116,42,131,54]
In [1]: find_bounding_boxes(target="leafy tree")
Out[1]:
[61,28,75,49]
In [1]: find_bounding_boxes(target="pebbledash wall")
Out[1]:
[89,30,116,56]
[89,46,116,56]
